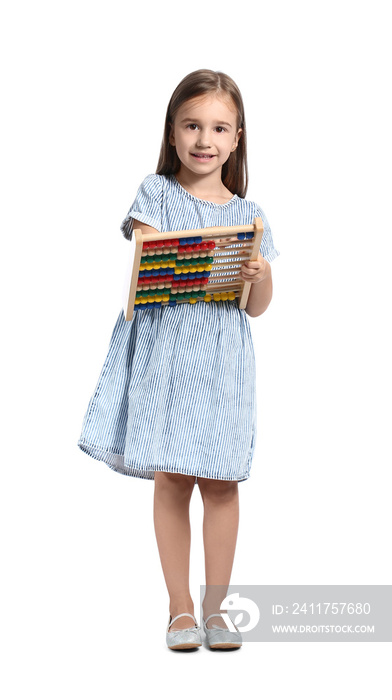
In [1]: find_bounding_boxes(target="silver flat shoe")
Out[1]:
[203,613,242,649]
[166,613,202,650]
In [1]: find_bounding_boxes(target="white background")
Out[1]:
[1,0,391,697]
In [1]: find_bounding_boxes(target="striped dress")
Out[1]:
[77,174,279,482]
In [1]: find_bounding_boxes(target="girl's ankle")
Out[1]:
[169,599,194,618]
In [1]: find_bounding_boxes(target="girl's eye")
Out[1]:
[215,126,226,133]
[187,124,198,130]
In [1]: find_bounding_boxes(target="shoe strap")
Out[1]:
[204,613,225,626]
[204,613,241,633]
[167,612,197,631]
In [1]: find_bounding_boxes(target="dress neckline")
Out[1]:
[171,175,238,207]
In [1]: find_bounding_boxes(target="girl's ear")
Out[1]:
[231,128,242,152]
[169,123,175,146]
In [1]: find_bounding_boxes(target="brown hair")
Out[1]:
[156,69,248,198]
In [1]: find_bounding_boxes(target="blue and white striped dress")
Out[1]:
[77,174,279,482]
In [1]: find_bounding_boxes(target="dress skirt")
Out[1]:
[77,299,257,482]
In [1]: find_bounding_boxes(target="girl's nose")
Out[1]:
[196,130,211,148]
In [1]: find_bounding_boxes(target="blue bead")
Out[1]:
[237,232,245,240]
[246,232,254,239]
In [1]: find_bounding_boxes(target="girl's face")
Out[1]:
[169,94,242,180]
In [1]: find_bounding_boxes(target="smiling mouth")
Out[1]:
[191,153,215,160]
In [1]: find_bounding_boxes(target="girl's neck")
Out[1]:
[175,167,234,204]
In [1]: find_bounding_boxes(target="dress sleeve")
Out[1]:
[120,174,163,241]
[255,205,280,263]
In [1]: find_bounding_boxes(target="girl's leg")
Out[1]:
[197,477,239,629]
[153,471,197,630]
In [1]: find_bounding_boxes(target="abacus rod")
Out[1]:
[138,225,256,242]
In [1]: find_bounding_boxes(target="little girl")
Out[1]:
[78,69,279,651]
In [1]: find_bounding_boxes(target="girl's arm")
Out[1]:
[241,254,273,318]
[132,219,160,237]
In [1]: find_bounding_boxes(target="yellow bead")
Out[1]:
[228,291,236,300]
[205,264,212,271]
[221,293,228,300]
[189,298,197,304]
[213,293,221,301]
[204,295,212,302]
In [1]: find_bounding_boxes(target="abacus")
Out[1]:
[122,217,264,321]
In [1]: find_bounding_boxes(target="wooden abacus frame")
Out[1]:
[123,217,264,321]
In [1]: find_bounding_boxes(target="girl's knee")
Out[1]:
[154,471,196,496]
[197,477,238,501]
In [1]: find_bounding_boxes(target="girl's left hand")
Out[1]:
[240,253,271,284]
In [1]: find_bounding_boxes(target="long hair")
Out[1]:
[156,69,248,198]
